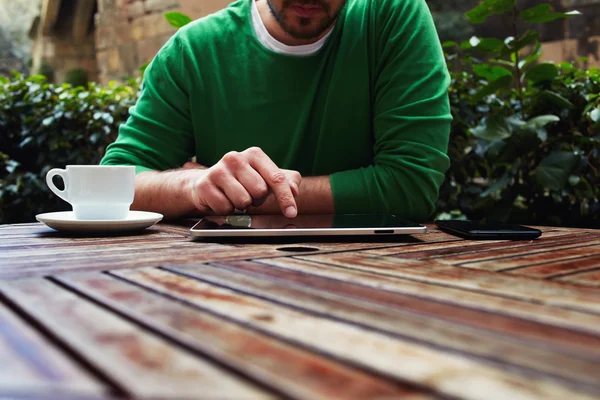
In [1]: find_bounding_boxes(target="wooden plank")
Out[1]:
[0,233,185,249]
[0,241,230,261]
[364,231,595,258]
[0,242,259,280]
[0,227,457,281]
[557,269,600,287]
[55,273,431,400]
[434,238,600,267]
[506,255,600,278]
[0,302,105,399]
[173,261,600,356]
[99,267,598,400]
[295,253,600,315]
[0,279,271,400]
[162,262,600,386]
[255,257,600,335]
[462,243,600,271]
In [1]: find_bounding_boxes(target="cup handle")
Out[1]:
[46,168,68,203]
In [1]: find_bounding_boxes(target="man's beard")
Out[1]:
[266,0,343,40]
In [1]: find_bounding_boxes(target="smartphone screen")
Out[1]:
[435,220,542,240]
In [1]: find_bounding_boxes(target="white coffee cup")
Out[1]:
[46,165,135,220]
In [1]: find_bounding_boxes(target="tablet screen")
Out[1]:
[192,214,423,231]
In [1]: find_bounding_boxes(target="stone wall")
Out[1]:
[0,0,41,76]
[29,0,99,84]
[540,36,600,67]
[30,32,98,83]
[95,0,231,83]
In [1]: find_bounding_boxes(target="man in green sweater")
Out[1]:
[101,0,452,221]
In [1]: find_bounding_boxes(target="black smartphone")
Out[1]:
[435,219,542,240]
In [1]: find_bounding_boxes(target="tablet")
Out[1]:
[189,214,427,237]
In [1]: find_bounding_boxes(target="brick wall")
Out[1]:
[95,0,231,83]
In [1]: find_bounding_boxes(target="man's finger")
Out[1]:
[247,149,298,218]
[283,170,302,197]
[204,185,235,215]
[216,174,254,211]
[235,164,270,204]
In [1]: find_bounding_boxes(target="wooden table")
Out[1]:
[1,220,600,400]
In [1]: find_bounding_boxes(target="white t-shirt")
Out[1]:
[251,0,333,56]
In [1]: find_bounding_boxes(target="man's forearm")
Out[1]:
[249,176,335,215]
[132,170,334,219]
[131,169,200,219]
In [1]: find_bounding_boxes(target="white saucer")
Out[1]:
[36,211,163,233]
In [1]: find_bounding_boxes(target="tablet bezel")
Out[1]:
[189,214,428,237]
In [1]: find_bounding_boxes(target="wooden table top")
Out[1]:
[1,220,600,399]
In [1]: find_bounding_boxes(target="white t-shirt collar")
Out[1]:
[251,0,333,56]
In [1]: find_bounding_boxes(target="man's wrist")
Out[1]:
[179,168,206,213]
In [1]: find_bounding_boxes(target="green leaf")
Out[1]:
[442,41,458,48]
[569,175,581,186]
[0,76,7,84]
[541,90,575,109]
[465,0,516,24]
[476,38,505,53]
[521,42,543,69]
[473,74,513,101]
[525,63,559,83]
[535,152,580,191]
[460,40,473,50]
[520,4,581,23]
[481,173,512,197]
[164,12,192,28]
[522,115,560,129]
[470,115,512,141]
[591,108,600,122]
[506,30,539,54]
[558,62,575,73]
[573,177,594,198]
[473,64,512,81]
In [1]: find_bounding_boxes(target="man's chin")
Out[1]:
[284,22,332,41]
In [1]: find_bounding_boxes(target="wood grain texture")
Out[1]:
[557,269,600,287]
[56,272,428,400]
[0,279,271,399]
[505,255,600,278]
[0,302,105,399]
[363,230,594,258]
[172,261,600,356]
[256,257,600,334]
[102,267,598,400]
[0,223,431,280]
[295,253,600,315]
[435,238,600,268]
[162,262,600,388]
[2,221,600,400]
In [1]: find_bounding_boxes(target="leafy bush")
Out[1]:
[0,74,138,223]
[436,0,600,227]
[1,4,599,227]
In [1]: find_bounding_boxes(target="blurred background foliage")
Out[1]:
[1,0,599,227]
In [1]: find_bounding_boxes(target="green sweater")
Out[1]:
[101,0,451,221]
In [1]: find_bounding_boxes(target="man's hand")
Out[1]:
[188,147,301,218]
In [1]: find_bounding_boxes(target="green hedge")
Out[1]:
[436,0,600,228]
[1,2,599,227]
[0,75,138,223]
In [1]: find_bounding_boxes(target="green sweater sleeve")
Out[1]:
[100,35,195,174]
[330,0,451,221]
